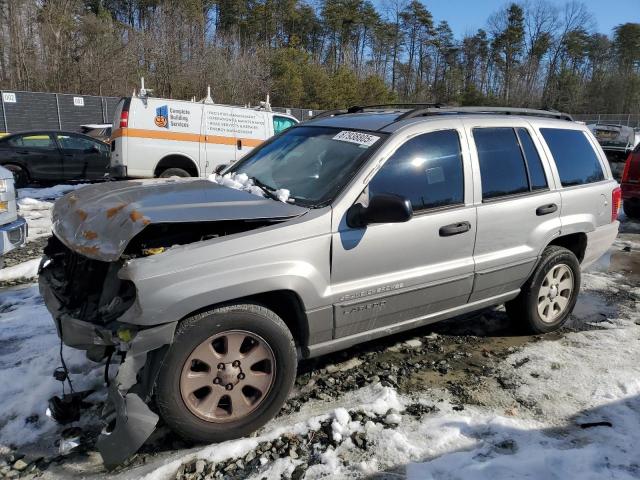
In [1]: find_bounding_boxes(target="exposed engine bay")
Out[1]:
[38,178,309,468]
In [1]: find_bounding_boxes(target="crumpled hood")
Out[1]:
[52,178,308,262]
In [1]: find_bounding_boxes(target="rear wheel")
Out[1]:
[155,304,297,443]
[4,164,29,188]
[506,246,580,334]
[159,167,191,178]
[623,200,640,220]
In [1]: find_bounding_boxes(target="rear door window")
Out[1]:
[473,128,529,200]
[368,129,464,212]
[56,134,96,151]
[516,128,548,190]
[8,134,56,149]
[540,128,605,186]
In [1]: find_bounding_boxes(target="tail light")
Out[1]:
[119,110,129,128]
[611,186,622,222]
[621,153,631,182]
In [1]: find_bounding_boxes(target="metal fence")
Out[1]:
[0,89,318,134]
[1,90,636,133]
[572,113,640,128]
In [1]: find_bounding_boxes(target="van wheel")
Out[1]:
[5,164,29,188]
[155,304,297,444]
[159,167,191,178]
[623,200,640,220]
[505,246,580,334]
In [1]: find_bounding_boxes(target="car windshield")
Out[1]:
[229,126,386,207]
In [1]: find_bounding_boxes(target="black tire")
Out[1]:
[505,245,581,334]
[4,164,29,188]
[155,304,297,444]
[623,200,640,220]
[159,167,191,178]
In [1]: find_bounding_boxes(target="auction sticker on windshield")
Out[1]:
[333,131,380,147]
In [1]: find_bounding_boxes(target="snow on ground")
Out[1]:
[132,259,639,480]
[0,286,102,448]
[0,258,40,282]
[17,184,89,202]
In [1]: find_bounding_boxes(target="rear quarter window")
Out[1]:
[540,128,605,187]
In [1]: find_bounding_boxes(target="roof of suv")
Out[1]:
[305,106,575,133]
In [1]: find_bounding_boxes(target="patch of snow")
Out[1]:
[17,197,54,241]
[208,173,290,202]
[0,258,40,282]
[0,286,101,447]
[17,184,88,201]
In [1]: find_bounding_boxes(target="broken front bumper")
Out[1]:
[39,266,177,469]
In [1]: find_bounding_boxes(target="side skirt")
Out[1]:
[303,290,520,359]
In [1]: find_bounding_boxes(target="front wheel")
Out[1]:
[155,304,297,443]
[506,246,580,334]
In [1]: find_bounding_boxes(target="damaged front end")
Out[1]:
[39,236,177,469]
[38,179,308,468]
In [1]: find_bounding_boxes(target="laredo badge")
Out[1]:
[154,105,169,128]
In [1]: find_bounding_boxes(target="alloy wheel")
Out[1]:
[180,330,276,423]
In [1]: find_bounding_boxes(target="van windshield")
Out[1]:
[229,126,386,207]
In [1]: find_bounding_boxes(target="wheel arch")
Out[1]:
[154,154,199,177]
[546,232,587,263]
[179,289,310,350]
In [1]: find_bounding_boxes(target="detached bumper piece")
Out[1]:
[96,386,159,470]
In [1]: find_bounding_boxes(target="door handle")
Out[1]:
[536,203,558,216]
[439,221,471,237]
[16,150,29,155]
[237,139,242,150]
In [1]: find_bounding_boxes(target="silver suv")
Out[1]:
[39,106,620,467]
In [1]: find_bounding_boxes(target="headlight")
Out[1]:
[0,179,7,193]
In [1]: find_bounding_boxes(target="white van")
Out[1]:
[109,95,298,178]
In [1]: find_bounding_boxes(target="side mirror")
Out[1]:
[347,193,413,228]
[214,164,228,174]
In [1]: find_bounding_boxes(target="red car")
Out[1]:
[622,145,640,219]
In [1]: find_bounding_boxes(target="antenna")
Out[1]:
[258,94,272,112]
[139,77,152,98]
[203,85,214,104]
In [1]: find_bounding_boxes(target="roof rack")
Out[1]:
[396,106,573,122]
[311,103,445,119]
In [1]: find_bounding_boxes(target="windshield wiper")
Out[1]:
[250,177,280,201]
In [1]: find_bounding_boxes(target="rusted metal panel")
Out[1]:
[51,178,308,261]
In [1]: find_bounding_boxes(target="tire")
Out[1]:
[4,164,29,188]
[505,245,581,334]
[623,200,640,220]
[155,304,297,444]
[159,167,191,178]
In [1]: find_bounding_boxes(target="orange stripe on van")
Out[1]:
[111,128,264,147]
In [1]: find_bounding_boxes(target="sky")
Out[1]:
[374,0,639,38]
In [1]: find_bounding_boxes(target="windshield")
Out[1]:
[229,126,386,207]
